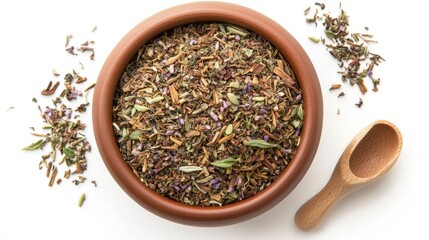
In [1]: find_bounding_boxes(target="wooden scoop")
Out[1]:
[295,120,402,231]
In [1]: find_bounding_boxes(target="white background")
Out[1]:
[1,0,428,239]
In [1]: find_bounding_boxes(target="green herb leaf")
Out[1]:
[227,93,239,105]
[22,139,45,150]
[292,120,301,128]
[226,26,248,37]
[179,166,203,173]
[219,23,226,33]
[131,107,137,116]
[308,36,320,43]
[124,95,135,101]
[63,147,75,158]
[129,130,142,140]
[210,157,238,168]
[122,107,132,116]
[78,193,86,207]
[243,48,253,57]
[184,116,190,132]
[297,104,304,119]
[304,6,311,15]
[228,82,240,89]
[121,127,128,138]
[134,105,151,112]
[324,29,334,40]
[252,96,265,102]
[245,139,278,148]
[234,112,242,122]
[145,96,165,104]
[225,124,233,135]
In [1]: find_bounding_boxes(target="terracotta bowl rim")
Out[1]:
[92,1,323,226]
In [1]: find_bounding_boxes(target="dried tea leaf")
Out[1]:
[78,193,86,207]
[226,26,248,37]
[227,93,239,105]
[329,84,341,90]
[242,48,253,57]
[308,36,320,43]
[324,29,334,40]
[304,6,311,15]
[179,166,203,173]
[252,96,265,102]
[145,96,164,104]
[225,124,233,135]
[292,120,301,128]
[184,116,190,132]
[122,107,132,116]
[297,104,304,120]
[228,82,240,89]
[22,139,46,150]
[245,139,278,148]
[210,158,238,168]
[166,51,183,66]
[355,98,363,108]
[63,147,75,158]
[273,67,295,86]
[129,130,142,140]
[134,105,151,112]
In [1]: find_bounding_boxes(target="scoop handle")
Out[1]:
[295,169,348,231]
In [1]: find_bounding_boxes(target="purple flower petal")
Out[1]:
[222,100,228,109]
[210,179,219,185]
[210,112,218,121]
[235,175,243,186]
[166,129,174,135]
[131,149,141,157]
[65,109,72,119]
[189,38,197,46]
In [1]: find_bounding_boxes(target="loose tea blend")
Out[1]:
[113,23,303,206]
[305,2,384,106]
[23,30,97,206]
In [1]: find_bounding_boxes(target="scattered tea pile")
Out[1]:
[23,29,97,207]
[305,2,384,108]
[113,23,304,206]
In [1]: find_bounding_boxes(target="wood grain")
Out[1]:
[295,120,402,231]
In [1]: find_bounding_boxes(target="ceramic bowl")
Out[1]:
[93,1,323,226]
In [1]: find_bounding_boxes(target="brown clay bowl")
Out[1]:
[93,1,323,226]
